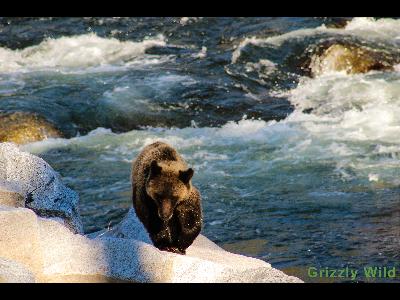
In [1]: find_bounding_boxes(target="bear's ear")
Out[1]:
[149,160,162,178]
[179,168,194,184]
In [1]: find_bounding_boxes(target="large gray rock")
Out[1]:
[0,142,83,233]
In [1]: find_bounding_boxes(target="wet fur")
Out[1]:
[131,141,202,254]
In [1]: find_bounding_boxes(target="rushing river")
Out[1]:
[1,17,400,282]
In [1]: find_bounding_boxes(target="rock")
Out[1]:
[86,207,152,242]
[0,180,25,207]
[85,208,303,283]
[322,17,351,29]
[0,143,83,233]
[0,206,44,278]
[0,205,302,283]
[309,43,394,76]
[0,258,36,283]
[0,206,123,283]
[0,112,63,145]
[89,209,264,269]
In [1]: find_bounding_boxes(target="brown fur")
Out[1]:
[131,141,202,254]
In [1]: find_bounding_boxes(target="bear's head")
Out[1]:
[146,160,194,222]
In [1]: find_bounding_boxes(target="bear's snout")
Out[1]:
[158,200,174,221]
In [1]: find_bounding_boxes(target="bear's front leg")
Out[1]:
[152,221,186,255]
[175,204,202,253]
[151,222,174,250]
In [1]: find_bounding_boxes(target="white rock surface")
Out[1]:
[0,206,44,278]
[0,206,302,283]
[0,258,35,283]
[88,208,303,283]
[0,142,83,233]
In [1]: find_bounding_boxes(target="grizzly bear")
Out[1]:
[131,141,202,254]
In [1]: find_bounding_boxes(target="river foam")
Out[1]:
[232,17,400,64]
[0,33,167,73]
[19,18,400,187]
[23,72,400,188]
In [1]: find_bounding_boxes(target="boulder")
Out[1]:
[309,44,394,76]
[0,206,302,283]
[0,142,83,233]
[84,208,303,283]
[323,18,350,29]
[0,112,63,145]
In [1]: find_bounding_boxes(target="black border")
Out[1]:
[2,0,398,17]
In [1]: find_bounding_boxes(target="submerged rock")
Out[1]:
[0,112,63,145]
[323,18,350,29]
[308,43,395,76]
[0,143,83,233]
